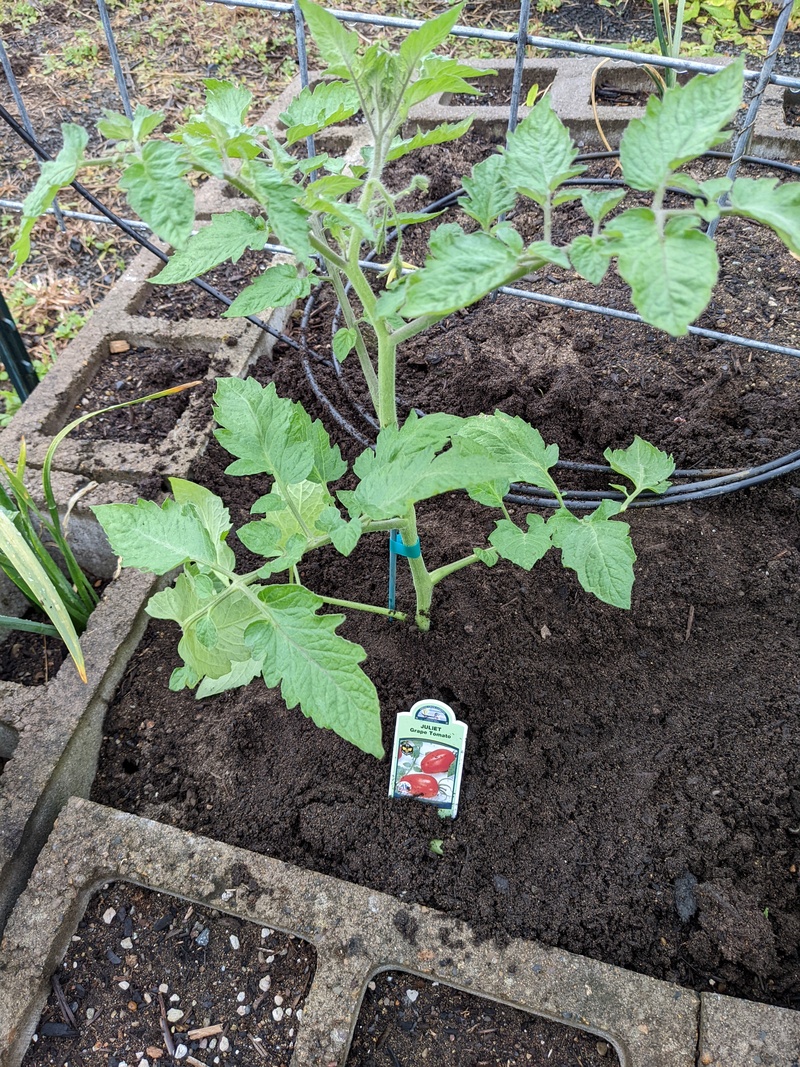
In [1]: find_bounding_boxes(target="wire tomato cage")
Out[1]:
[2,0,800,510]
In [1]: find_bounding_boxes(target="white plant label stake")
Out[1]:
[388,699,468,818]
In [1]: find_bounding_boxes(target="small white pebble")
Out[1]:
[285,1007,292,1017]
[139,1060,150,1067]
[258,976,271,992]
[296,1009,303,1022]
[236,1006,248,1016]
[273,994,283,1006]
[406,989,419,1003]
[289,1028,294,1038]
[86,1008,95,1021]
[167,1009,184,1023]
[272,1006,284,1023]
[143,993,152,1005]
[159,984,169,994]
[103,908,117,925]
[368,981,376,991]
[174,1044,188,1060]
[120,937,133,950]
[229,935,240,950]
[261,927,272,939]
[170,994,180,1003]
[265,955,274,964]
[219,1036,230,1052]
[119,981,130,991]
[236,991,245,1003]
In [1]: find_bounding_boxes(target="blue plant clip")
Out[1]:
[388,529,422,615]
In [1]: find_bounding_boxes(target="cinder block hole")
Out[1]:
[784,88,800,127]
[590,66,691,108]
[347,969,621,1065]
[441,67,556,107]
[20,881,317,1067]
[0,722,19,776]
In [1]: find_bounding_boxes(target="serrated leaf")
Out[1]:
[98,110,133,141]
[241,480,330,558]
[305,174,362,199]
[374,119,473,165]
[466,480,509,508]
[620,59,743,192]
[120,141,194,248]
[603,436,675,495]
[728,177,800,257]
[132,104,165,142]
[196,657,262,697]
[348,413,500,520]
[332,326,358,362]
[169,478,236,569]
[93,498,219,573]
[569,234,612,284]
[316,506,362,556]
[298,0,359,79]
[489,514,551,571]
[169,664,199,691]
[549,509,635,609]
[246,584,383,756]
[399,2,464,70]
[402,56,493,111]
[152,211,269,285]
[393,225,524,318]
[12,124,89,270]
[280,81,360,145]
[239,160,312,262]
[458,153,515,231]
[503,96,585,206]
[473,545,499,567]
[213,378,314,482]
[457,411,560,496]
[579,188,627,224]
[204,78,253,130]
[223,264,311,317]
[608,208,718,335]
[526,241,571,269]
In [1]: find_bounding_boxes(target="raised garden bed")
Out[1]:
[2,43,800,1067]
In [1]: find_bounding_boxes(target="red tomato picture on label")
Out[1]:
[420,748,456,775]
[397,773,439,798]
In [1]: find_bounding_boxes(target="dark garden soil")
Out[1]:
[69,346,210,443]
[347,971,618,1066]
[21,882,316,1067]
[0,630,66,686]
[88,132,800,1026]
[136,250,269,322]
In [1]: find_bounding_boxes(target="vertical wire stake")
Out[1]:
[508,0,532,136]
[96,0,133,119]
[292,0,317,167]
[0,39,66,232]
[707,0,794,239]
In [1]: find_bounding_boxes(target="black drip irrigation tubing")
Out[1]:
[2,101,798,507]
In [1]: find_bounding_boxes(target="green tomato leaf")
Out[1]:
[489,514,551,571]
[503,95,585,206]
[132,104,166,142]
[298,0,359,79]
[393,225,524,318]
[728,176,800,257]
[549,508,636,609]
[223,264,311,317]
[93,497,219,573]
[579,188,627,225]
[120,141,194,248]
[203,79,254,130]
[569,234,613,284]
[239,160,312,263]
[152,211,269,285]
[402,56,493,111]
[332,326,358,362]
[196,657,263,698]
[458,153,516,231]
[98,110,133,141]
[603,436,675,496]
[608,208,718,336]
[526,241,571,269]
[316,506,363,556]
[457,411,560,497]
[12,124,89,270]
[169,478,236,569]
[246,584,383,757]
[619,59,743,192]
[280,81,361,145]
[242,480,331,559]
[399,1,464,71]
[473,545,499,568]
[361,119,473,168]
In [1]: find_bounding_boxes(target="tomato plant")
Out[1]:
[14,3,800,759]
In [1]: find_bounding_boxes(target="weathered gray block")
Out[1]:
[699,992,800,1065]
[0,798,702,1067]
[0,567,158,939]
[753,84,800,161]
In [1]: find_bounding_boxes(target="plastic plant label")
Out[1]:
[388,699,468,818]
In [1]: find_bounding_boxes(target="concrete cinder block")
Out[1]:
[0,798,702,1067]
[699,992,800,1065]
[0,568,158,939]
[753,84,800,162]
